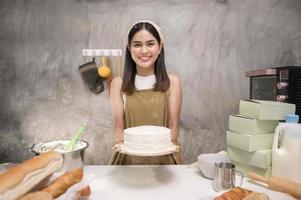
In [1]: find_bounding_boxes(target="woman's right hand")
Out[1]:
[112,140,123,151]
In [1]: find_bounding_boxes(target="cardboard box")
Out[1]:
[232,161,271,178]
[226,130,274,152]
[239,100,295,120]
[227,146,271,169]
[229,114,278,135]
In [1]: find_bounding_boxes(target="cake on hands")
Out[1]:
[123,125,175,154]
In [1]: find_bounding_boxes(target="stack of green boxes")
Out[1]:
[227,100,296,177]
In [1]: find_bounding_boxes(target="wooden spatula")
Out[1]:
[106,56,114,90]
[248,171,301,199]
[115,54,122,77]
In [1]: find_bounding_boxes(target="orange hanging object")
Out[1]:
[98,56,111,78]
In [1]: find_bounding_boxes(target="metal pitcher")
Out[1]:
[212,162,244,192]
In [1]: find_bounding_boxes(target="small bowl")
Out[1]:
[197,153,230,179]
[31,140,89,173]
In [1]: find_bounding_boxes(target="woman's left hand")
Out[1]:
[171,140,181,149]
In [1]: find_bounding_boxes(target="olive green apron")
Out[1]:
[110,89,182,165]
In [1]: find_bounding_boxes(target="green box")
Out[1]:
[226,130,274,152]
[227,146,271,169]
[232,161,271,178]
[239,100,295,120]
[229,114,278,135]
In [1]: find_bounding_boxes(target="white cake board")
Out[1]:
[114,143,180,156]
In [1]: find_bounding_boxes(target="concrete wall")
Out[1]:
[0,0,301,164]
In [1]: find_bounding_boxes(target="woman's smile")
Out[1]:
[139,55,152,62]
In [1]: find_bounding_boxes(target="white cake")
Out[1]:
[123,126,173,153]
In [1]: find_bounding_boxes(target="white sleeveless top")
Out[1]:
[135,74,156,90]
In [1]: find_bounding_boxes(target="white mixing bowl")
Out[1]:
[31,139,89,172]
[197,153,230,179]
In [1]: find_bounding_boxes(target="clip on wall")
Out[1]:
[82,49,122,57]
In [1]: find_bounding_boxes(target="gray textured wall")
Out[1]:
[1,0,301,164]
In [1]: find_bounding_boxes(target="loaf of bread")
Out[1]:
[79,185,91,198]
[243,192,270,200]
[71,185,91,200]
[18,191,53,200]
[0,151,63,200]
[214,187,270,200]
[42,168,83,198]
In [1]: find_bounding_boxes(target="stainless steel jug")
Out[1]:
[212,162,244,192]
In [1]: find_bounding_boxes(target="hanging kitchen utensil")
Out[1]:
[106,56,114,90]
[98,56,111,78]
[79,58,104,94]
[115,53,122,77]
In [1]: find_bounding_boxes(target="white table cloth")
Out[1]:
[59,165,295,200]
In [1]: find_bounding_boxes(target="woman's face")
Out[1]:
[129,29,162,75]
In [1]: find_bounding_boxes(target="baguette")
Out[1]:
[243,192,270,200]
[71,185,91,200]
[18,191,53,200]
[42,168,83,198]
[214,187,269,200]
[0,151,63,200]
[79,185,91,198]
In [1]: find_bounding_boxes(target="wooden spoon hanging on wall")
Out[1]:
[106,56,114,90]
[115,52,122,77]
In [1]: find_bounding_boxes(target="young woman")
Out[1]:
[110,20,182,165]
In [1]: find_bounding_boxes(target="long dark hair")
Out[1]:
[121,22,170,94]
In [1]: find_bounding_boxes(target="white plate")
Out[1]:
[114,143,180,156]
